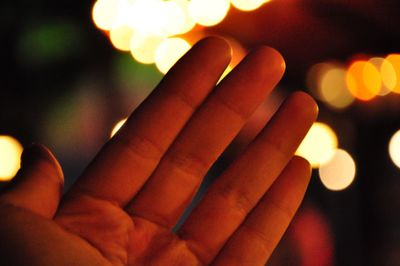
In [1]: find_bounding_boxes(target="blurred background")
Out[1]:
[1,0,400,265]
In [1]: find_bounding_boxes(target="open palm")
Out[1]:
[0,38,317,266]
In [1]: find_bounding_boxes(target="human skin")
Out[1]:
[0,37,318,266]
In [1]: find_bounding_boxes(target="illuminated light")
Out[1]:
[319,66,354,109]
[111,118,127,137]
[346,60,381,101]
[296,122,338,168]
[155,37,191,74]
[110,25,134,51]
[231,0,265,11]
[389,129,400,169]
[368,57,393,96]
[130,35,165,64]
[92,0,121,30]
[189,0,230,26]
[128,0,168,36]
[171,0,196,34]
[218,65,233,83]
[319,149,356,191]
[385,54,400,93]
[161,1,187,36]
[0,136,23,181]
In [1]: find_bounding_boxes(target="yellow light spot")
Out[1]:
[231,0,265,11]
[319,149,356,191]
[0,136,23,181]
[110,25,134,51]
[346,60,381,101]
[155,37,191,74]
[189,0,230,26]
[319,65,354,109]
[389,129,400,169]
[111,118,127,137]
[218,65,233,83]
[130,35,165,64]
[92,0,121,31]
[296,122,338,168]
[385,54,400,93]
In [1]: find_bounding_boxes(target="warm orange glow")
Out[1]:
[110,25,134,51]
[346,60,381,101]
[0,136,23,181]
[368,57,393,96]
[385,54,400,93]
[319,149,356,191]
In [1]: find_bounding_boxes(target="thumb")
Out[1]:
[0,144,64,218]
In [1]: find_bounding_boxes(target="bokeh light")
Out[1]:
[231,0,265,11]
[111,118,127,137]
[130,35,165,64]
[385,54,400,93]
[318,64,354,109]
[319,149,356,191]
[296,122,338,168]
[189,0,230,26]
[389,129,400,169]
[368,57,393,96]
[110,25,134,51]
[155,37,191,74]
[173,0,196,35]
[0,136,23,181]
[92,0,121,30]
[346,60,381,101]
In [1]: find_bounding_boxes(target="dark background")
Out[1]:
[1,0,400,265]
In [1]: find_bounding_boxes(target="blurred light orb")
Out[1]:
[389,129,400,169]
[160,1,187,36]
[111,118,127,137]
[319,65,354,109]
[369,57,393,96]
[189,0,230,26]
[92,0,121,30]
[110,25,134,51]
[172,0,196,34]
[296,122,338,168]
[0,136,23,181]
[385,54,400,93]
[319,149,356,191]
[231,0,265,11]
[346,60,381,101]
[155,37,191,74]
[130,35,165,64]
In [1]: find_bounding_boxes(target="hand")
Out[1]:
[0,37,317,266]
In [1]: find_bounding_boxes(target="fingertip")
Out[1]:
[21,144,64,184]
[287,91,319,122]
[194,36,232,63]
[248,46,286,77]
